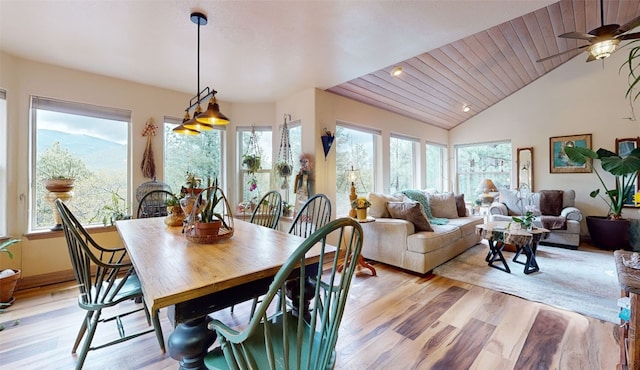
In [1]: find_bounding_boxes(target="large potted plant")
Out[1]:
[564,146,640,250]
[38,141,89,192]
[0,238,21,306]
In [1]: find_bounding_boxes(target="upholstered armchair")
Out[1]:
[489,189,582,249]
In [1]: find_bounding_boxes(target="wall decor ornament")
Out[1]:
[549,134,592,173]
[321,128,335,160]
[141,118,157,179]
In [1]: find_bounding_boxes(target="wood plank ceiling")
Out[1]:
[327,0,640,130]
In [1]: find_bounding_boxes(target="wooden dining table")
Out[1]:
[115,216,331,370]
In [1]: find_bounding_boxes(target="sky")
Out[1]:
[38,110,128,145]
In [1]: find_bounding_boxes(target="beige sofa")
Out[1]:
[488,189,582,249]
[360,191,484,274]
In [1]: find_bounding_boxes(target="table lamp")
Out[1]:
[476,178,498,205]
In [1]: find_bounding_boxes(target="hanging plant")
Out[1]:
[242,154,262,175]
[275,160,293,177]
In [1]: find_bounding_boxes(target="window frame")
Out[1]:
[335,121,381,216]
[29,96,131,231]
[389,133,419,193]
[0,90,6,236]
[237,125,273,205]
[163,116,227,192]
[454,140,512,200]
[425,141,447,192]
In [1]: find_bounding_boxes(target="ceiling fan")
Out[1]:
[537,0,640,63]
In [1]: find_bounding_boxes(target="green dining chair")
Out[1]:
[249,190,283,229]
[288,193,332,238]
[204,217,363,370]
[230,190,283,317]
[55,199,165,370]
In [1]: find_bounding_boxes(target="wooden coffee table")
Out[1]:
[476,222,549,274]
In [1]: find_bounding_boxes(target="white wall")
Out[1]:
[450,50,640,234]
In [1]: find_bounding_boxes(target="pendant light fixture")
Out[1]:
[173,11,230,135]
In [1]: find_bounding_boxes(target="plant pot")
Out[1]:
[0,269,21,305]
[356,208,368,221]
[44,178,75,192]
[586,215,631,250]
[195,220,222,237]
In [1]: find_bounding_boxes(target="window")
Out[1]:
[238,126,272,205]
[31,96,130,230]
[164,117,225,192]
[335,123,380,216]
[389,134,418,193]
[455,141,511,203]
[426,142,447,191]
[0,90,6,236]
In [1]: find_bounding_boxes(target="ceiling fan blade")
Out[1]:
[619,15,640,34]
[559,31,595,40]
[619,32,640,41]
[536,45,588,63]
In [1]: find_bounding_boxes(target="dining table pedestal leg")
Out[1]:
[168,316,216,370]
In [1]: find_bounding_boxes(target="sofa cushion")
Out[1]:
[499,189,522,216]
[540,190,563,216]
[407,224,461,254]
[428,192,459,219]
[446,216,484,237]
[386,202,433,231]
[454,194,466,217]
[368,192,403,218]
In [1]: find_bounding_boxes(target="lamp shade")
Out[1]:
[476,178,498,193]
[183,105,214,131]
[172,124,199,135]
[196,96,230,125]
[588,39,620,60]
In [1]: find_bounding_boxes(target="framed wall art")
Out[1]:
[549,134,592,173]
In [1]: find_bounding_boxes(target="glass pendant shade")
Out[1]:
[196,96,229,125]
[589,39,620,60]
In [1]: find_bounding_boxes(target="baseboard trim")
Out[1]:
[16,269,76,291]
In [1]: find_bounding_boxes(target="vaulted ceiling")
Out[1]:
[328,0,640,129]
[1,1,639,131]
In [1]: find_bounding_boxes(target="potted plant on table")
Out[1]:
[0,238,21,307]
[193,178,230,237]
[351,197,371,221]
[564,146,640,250]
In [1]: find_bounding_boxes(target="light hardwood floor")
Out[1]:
[0,261,619,369]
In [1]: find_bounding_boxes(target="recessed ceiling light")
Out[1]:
[462,105,471,113]
[390,66,403,77]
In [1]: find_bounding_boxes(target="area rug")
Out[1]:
[433,243,620,323]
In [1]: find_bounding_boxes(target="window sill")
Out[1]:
[24,225,116,240]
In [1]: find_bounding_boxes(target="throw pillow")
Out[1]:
[386,202,433,231]
[399,189,433,219]
[368,192,403,218]
[428,192,459,219]
[539,190,564,216]
[454,194,467,217]
[499,189,522,216]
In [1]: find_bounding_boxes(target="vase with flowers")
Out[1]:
[351,197,371,221]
